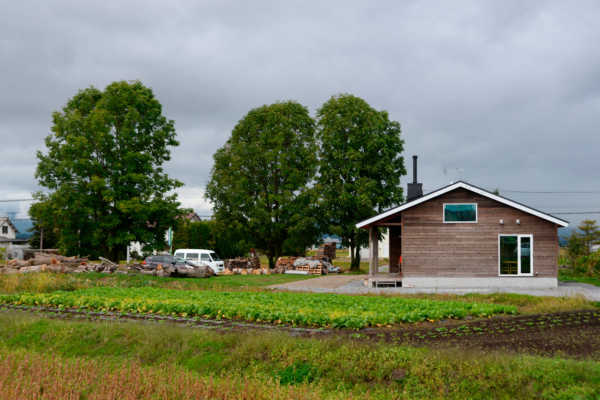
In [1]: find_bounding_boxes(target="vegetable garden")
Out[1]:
[0,287,517,328]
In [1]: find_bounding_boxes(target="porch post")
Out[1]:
[369,226,378,276]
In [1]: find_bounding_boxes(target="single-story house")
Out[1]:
[356,157,568,289]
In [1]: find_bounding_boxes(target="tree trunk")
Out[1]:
[268,256,275,269]
[109,246,125,265]
[349,236,361,271]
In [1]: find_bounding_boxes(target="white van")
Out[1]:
[174,249,224,274]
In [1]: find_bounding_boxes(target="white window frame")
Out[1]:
[443,203,478,223]
[498,234,534,277]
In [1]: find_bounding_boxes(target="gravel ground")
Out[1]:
[270,276,600,301]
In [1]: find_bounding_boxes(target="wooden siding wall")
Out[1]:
[401,188,559,278]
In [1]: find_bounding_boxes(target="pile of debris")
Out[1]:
[316,242,337,260]
[0,252,213,278]
[274,256,341,275]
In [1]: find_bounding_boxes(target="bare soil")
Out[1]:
[2,305,599,359]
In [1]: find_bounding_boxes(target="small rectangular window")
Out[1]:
[186,253,199,261]
[1,226,7,235]
[443,203,477,223]
[201,254,211,261]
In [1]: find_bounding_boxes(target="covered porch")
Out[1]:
[365,219,403,288]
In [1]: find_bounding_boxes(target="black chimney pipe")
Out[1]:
[406,155,423,202]
[412,155,418,184]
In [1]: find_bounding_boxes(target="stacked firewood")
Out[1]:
[316,242,337,260]
[274,257,297,273]
[222,249,263,275]
[224,258,252,270]
[220,266,270,276]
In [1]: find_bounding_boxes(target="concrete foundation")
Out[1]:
[402,276,558,289]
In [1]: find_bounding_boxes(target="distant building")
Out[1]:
[315,234,342,249]
[0,216,18,242]
[181,211,203,222]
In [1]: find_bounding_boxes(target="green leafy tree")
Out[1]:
[173,216,212,250]
[566,231,585,266]
[206,101,320,268]
[578,219,600,255]
[34,81,182,260]
[316,94,406,270]
[29,194,60,250]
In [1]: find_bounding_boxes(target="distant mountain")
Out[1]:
[558,227,573,247]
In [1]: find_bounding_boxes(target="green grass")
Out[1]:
[559,268,600,287]
[0,312,598,399]
[0,271,314,295]
[401,292,598,314]
[0,286,517,328]
[1,272,595,317]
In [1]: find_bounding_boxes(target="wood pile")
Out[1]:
[223,250,261,275]
[274,256,340,275]
[0,252,213,278]
[220,267,270,276]
[224,258,252,269]
[274,257,297,273]
[316,242,336,260]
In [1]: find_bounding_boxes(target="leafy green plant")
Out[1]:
[0,287,517,328]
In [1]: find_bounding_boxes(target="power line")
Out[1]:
[550,211,600,215]
[0,198,34,202]
[499,189,600,194]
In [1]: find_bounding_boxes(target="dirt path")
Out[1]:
[2,305,599,359]
[270,274,363,289]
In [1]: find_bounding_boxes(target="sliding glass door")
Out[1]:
[499,235,533,276]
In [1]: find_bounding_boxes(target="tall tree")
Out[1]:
[206,101,320,268]
[34,81,181,260]
[316,94,406,270]
[578,219,600,255]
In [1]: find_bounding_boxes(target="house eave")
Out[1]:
[356,181,569,229]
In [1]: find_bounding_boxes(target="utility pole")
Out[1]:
[40,227,44,251]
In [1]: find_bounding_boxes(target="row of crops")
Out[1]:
[0,287,517,329]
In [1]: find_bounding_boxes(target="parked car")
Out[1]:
[173,249,224,274]
[142,254,193,269]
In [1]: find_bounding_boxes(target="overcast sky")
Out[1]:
[1,0,599,227]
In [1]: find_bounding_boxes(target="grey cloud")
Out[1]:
[1,0,600,226]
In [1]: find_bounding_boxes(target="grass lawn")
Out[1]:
[0,271,314,295]
[559,268,600,287]
[0,286,517,328]
[0,312,598,399]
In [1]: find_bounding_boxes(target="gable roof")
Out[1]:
[13,218,33,240]
[356,181,569,228]
[0,216,19,234]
